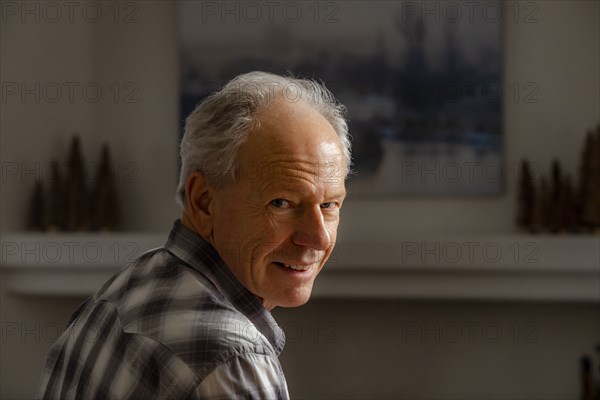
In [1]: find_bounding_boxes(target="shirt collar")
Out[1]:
[164,219,286,354]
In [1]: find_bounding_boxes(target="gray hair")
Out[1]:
[176,71,351,208]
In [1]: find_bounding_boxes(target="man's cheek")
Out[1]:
[241,240,274,265]
[322,244,336,265]
[260,220,288,247]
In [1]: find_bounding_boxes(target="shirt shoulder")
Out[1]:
[38,242,287,399]
[41,299,204,399]
[97,247,279,375]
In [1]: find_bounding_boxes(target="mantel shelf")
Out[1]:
[1,233,598,301]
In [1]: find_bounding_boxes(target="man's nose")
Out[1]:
[291,206,331,251]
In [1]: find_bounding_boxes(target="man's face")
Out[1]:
[210,99,346,309]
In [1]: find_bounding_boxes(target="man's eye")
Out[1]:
[269,199,290,208]
[320,202,336,209]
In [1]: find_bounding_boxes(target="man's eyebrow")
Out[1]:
[330,191,347,201]
[261,184,347,200]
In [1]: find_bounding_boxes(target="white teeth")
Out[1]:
[284,264,311,271]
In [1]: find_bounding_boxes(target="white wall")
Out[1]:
[274,300,599,399]
[0,1,180,233]
[1,2,180,398]
[340,0,600,238]
[1,1,598,399]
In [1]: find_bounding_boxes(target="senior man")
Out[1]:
[38,71,350,399]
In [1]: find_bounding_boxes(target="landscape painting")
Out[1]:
[179,1,503,195]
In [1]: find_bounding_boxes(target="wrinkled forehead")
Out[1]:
[236,157,347,189]
[235,98,347,185]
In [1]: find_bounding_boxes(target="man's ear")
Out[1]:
[183,171,214,240]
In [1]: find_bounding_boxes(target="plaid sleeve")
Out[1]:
[194,353,289,399]
[37,300,200,400]
[38,298,288,400]
[38,221,290,399]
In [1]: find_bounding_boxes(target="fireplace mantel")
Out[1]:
[2,233,598,301]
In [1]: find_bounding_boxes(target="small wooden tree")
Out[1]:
[558,174,576,232]
[533,176,551,232]
[581,126,600,231]
[516,159,535,232]
[64,136,89,230]
[46,160,64,231]
[578,129,594,229]
[91,144,120,231]
[549,159,562,232]
[28,180,46,231]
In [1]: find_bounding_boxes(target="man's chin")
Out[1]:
[278,296,311,309]
[262,289,312,309]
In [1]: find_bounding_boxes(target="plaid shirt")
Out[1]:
[37,220,289,399]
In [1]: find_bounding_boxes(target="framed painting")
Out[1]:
[179,1,503,195]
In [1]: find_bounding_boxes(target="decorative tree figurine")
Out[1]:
[533,176,551,232]
[581,127,600,231]
[593,127,600,231]
[28,180,46,231]
[91,144,120,231]
[549,159,563,232]
[517,123,600,234]
[578,129,594,230]
[558,174,576,232]
[64,136,89,230]
[516,159,535,232]
[46,160,64,231]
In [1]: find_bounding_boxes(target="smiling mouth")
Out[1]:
[273,262,312,272]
